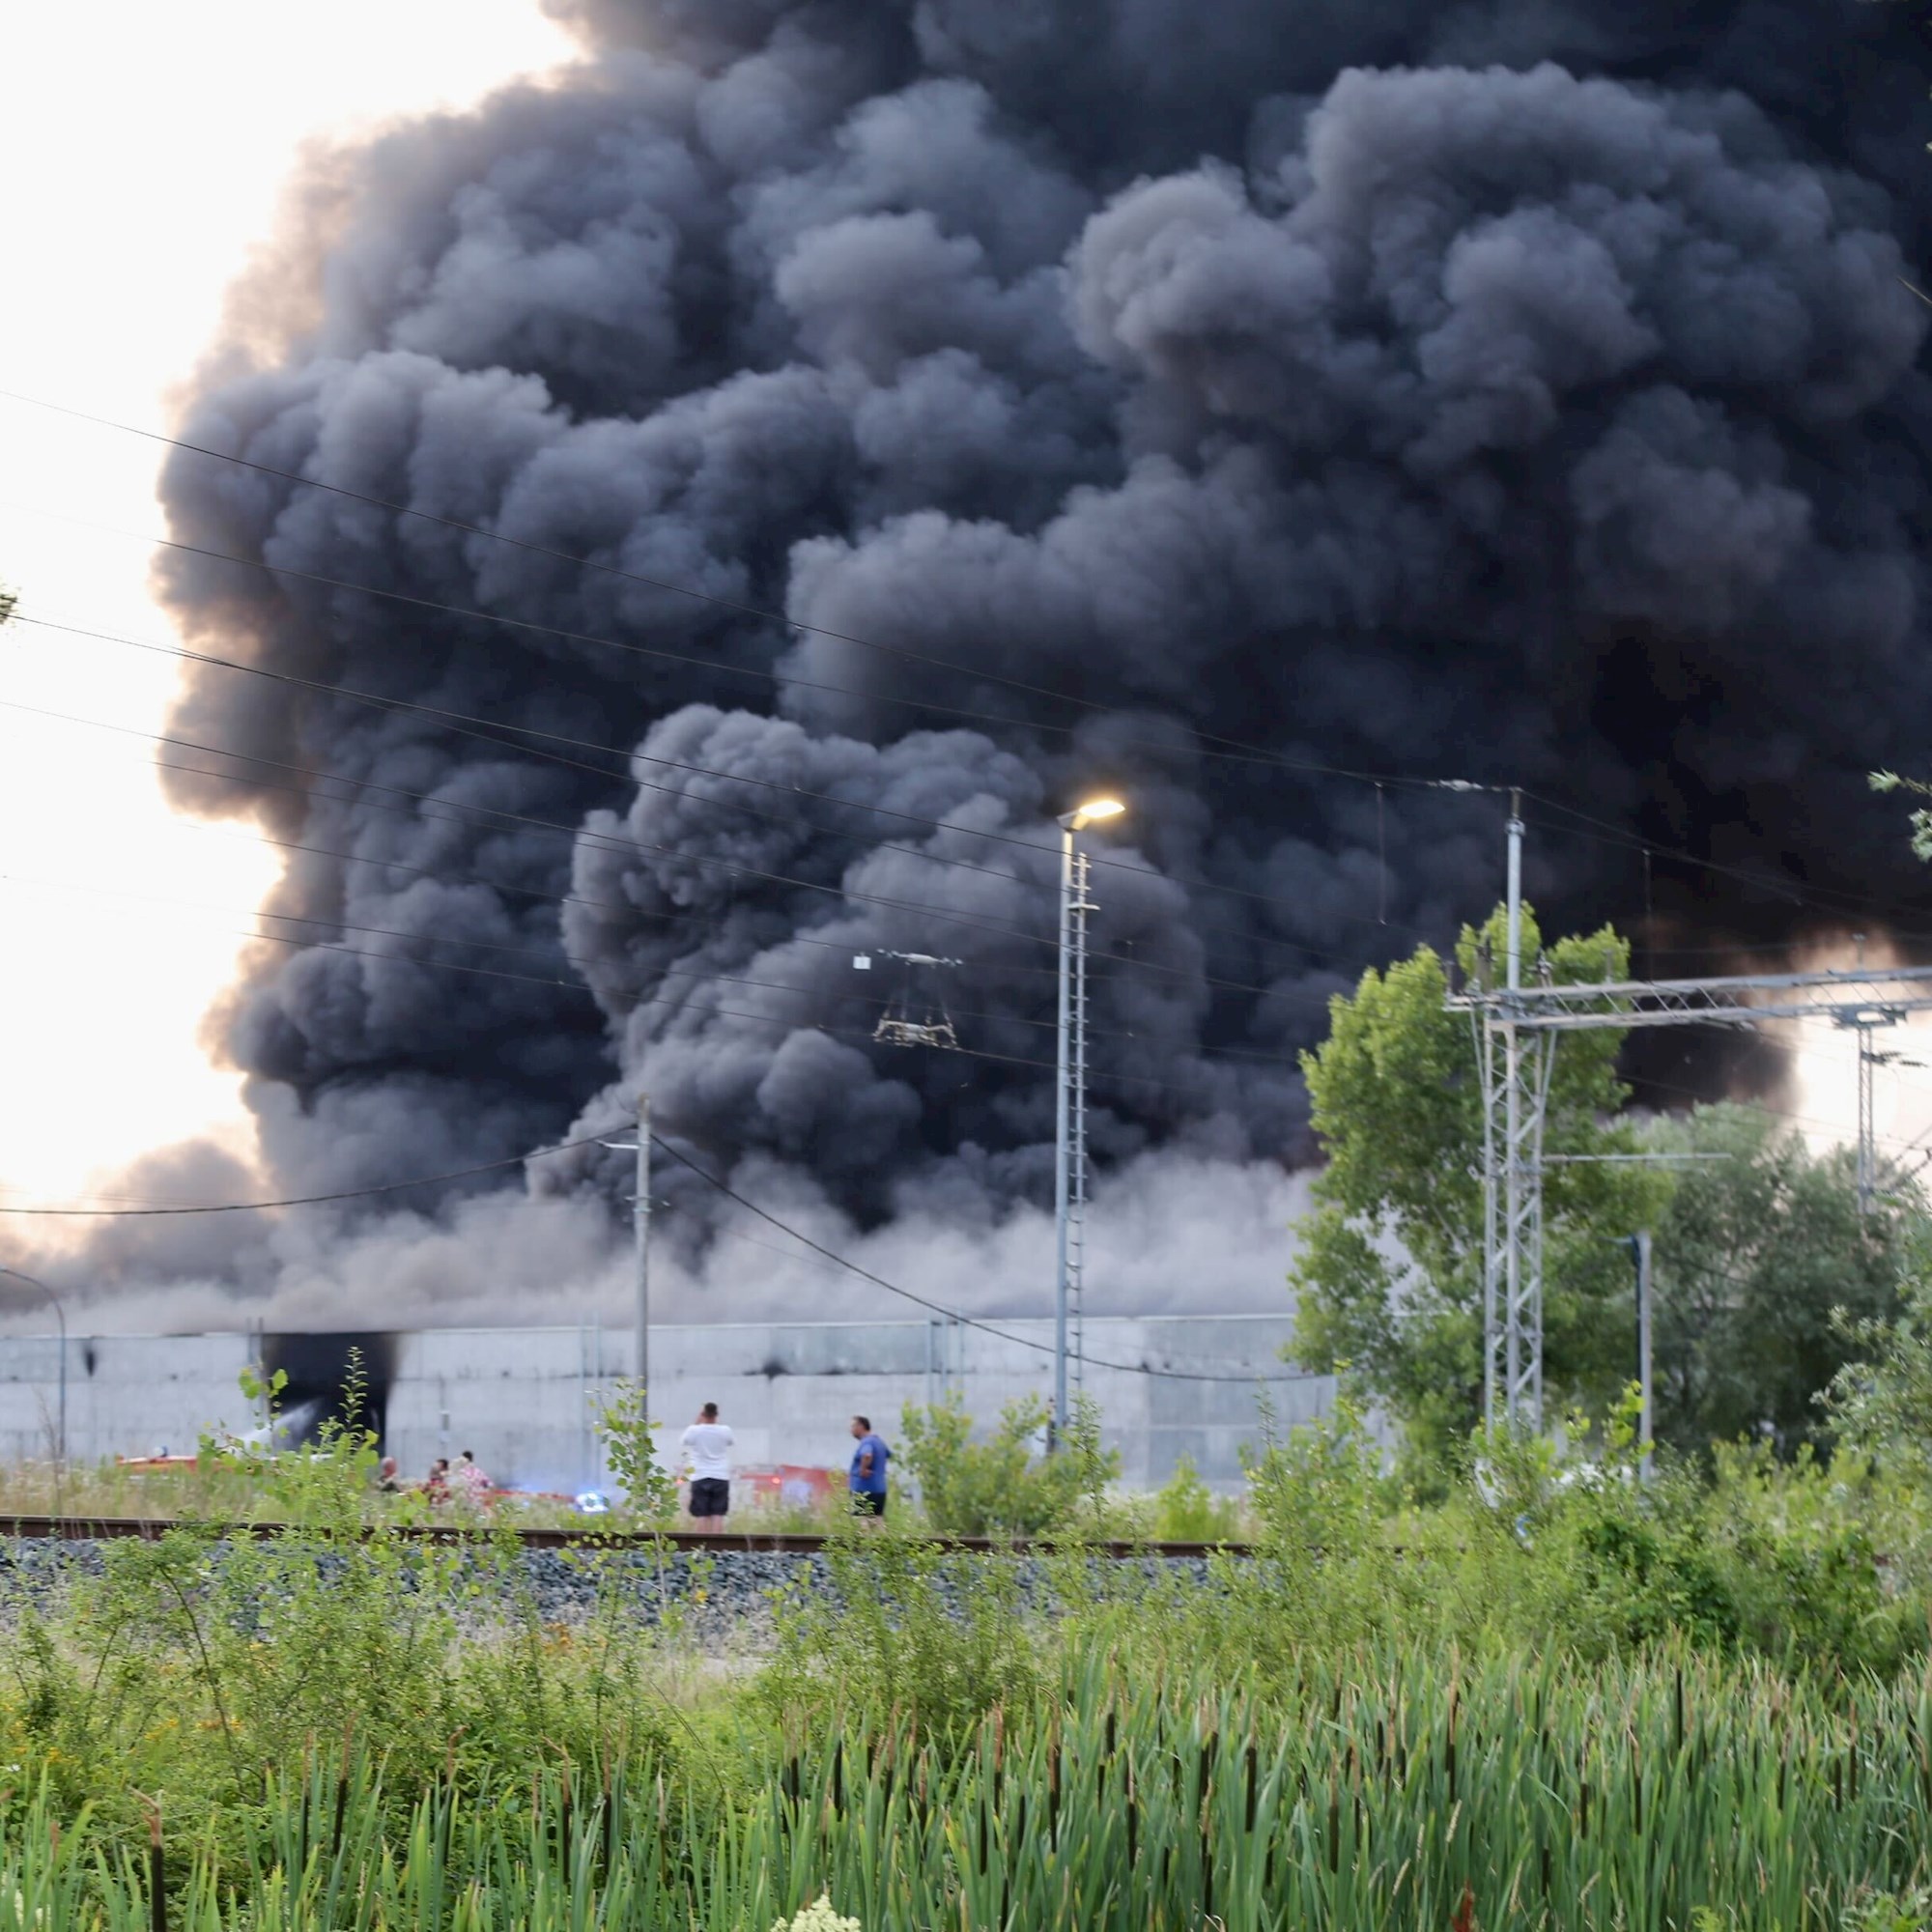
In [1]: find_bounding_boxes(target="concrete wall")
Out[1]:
[0,1332,258,1467]
[0,1317,1330,1493]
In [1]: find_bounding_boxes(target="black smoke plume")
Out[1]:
[47,0,1932,1318]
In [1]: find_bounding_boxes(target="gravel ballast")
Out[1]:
[0,1535,1222,1640]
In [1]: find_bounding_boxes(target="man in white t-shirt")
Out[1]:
[680,1402,734,1531]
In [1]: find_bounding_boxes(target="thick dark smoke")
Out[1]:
[45,0,1932,1320]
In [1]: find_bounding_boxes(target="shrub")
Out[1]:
[759,1520,1040,1743]
[1149,1455,1242,1542]
[1219,1390,1419,1657]
[1417,1393,1922,1673]
[895,1392,1117,1537]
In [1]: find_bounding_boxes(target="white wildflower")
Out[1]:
[770,1893,862,1932]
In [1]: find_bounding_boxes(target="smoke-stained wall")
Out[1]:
[70,0,1932,1318]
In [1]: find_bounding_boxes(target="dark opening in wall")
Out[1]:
[259,1332,397,1451]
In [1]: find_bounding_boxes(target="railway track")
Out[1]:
[0,1513,1258,1559]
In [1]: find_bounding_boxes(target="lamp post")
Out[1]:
[1053,796,1124,1449]
[0,1266,67,1515]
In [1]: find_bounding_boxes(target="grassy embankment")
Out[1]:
[0,1392,1928,1927]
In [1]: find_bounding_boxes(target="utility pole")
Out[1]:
[634,1092,651,1393]
[1630,1232,1653,1482]
[1501,791,1524,1430]
[599,1094,652,1397]
[1068,843,1094,1401]
[1053,826,1077,1450]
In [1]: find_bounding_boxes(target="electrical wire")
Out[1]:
[0,1123,627,1217]
[27,419,1932,957]
[17,406,1932,974]
[651,1132,1326,1386]
[51,679,1931,1103]
[11,606,1441,960]
[10,724,1095,991]
[19,698,1918,1131]
[0,389,1481,797]
[42,566,1932,1002]
[1629,1069,1932,1156]
[117,758,1320,1049]
[0,857,1312,1072]
[0,692,1365,1011]
[2,495,1480,826]
[5,1127,1325,1385]
[0,693,1105,959]
[1522,792,1932,947]
[0,871,1287,1104]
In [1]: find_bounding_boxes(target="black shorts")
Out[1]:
[850,1489,887,1518]
[689,1477,730,1518]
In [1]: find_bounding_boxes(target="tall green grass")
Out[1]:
[1,1639,1927,1930]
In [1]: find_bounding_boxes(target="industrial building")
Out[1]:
[0,1314,1327,1497]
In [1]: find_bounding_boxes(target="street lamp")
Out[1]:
[0,1266,67,1515]
[1053,797,1125,1447]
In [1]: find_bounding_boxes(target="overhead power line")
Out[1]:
[5,496,1464,813]
[0,387,1465,797]
[128,754,1335,1028]
[0,861,1309,1074]
[0,693,1364,1009]
[651,1132,1325,1386]
[15,524,1920,963]
[0,724,1075,989]
[1521,794,1932,944]
[0,872,1291,1107]
[13,607,1440,959]
[0,1118,1327,1387]
[14,726,1906,1138]
[0,1123,627,1217]
[9,405,1919,950]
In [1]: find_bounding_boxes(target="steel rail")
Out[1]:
[0,1513,1258,1559]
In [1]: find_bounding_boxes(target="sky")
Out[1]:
[0,0,1926,1238]
[0,1,575,1208]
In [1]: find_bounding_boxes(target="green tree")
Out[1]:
[1870,768,1932,859]
[1643,1102,1915,1455]
[1290,905,1665,1473]
[1828,1236,1932,1491]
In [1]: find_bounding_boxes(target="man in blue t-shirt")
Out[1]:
[848,1415,890,1519]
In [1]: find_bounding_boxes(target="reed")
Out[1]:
[1,1636,1927,1929]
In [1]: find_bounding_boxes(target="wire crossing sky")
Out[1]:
[6,0,1932,1332]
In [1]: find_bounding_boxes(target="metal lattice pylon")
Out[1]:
[1472,978,1556,1433]
[1065,849,1095,1393]
[1453,804,1932,1432]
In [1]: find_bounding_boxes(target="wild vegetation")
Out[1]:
[8,935,1932,1924]
[2,1315,1932,1927]
[1290,907,1921,1484]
